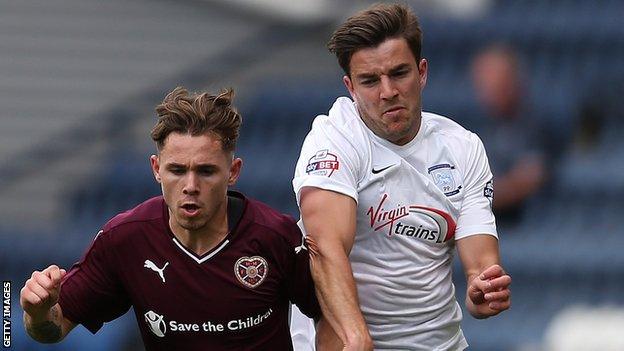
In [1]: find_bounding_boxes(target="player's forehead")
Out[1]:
[159,132,228,164]
[349,38,416,76]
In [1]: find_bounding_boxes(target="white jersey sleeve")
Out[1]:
[292,109,363,204]
[455,132,497,239]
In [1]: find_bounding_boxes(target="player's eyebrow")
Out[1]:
[165,163,219,171]
[354,63,411,80]
[165,162,186,169]
[354,72,379,81]
[194,164,218,172]
[388,63,411,74]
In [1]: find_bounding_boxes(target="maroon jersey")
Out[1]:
[59,191,320,350]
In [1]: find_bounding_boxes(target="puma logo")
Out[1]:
[144,260,169,283]
[294,235,307,254]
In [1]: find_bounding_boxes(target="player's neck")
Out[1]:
[179,227,229,257]
[169,204,229,257]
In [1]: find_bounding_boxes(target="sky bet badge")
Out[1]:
[306,149,339,177]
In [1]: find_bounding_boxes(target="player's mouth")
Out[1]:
[382,106,406,118]
[180,203,201,217]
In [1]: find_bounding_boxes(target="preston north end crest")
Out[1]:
[428,163,461,196]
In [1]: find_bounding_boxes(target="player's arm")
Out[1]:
[300,187,373,351]
[20,265,76,343]
[456,234,511,319]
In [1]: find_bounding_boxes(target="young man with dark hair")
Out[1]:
[20,87,320,350]
[292,3,511,350]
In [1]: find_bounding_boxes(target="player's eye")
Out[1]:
[169,168,185,175]
[198,169,214,176]
[393,70,408,78]
[197,166,217,176]
[360,78,378,86]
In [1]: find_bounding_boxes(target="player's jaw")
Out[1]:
[362,102,419,145]
[173,192,227,233]
[384,105,419,137]
[380,103,410,130]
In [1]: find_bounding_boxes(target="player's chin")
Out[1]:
[386,127,414,144]
[178,216,206,231]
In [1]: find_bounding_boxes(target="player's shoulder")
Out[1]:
[422,111,482,147]
[310,97,368,142]
[99,196,165,239]
[243,197,301,244]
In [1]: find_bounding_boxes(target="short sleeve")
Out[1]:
[58,229,131,333]
[292,116,361,204]
[455,133,498,239]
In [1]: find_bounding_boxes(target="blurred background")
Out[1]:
[1,0,623,350]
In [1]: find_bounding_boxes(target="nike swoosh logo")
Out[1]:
[372,164,395,174]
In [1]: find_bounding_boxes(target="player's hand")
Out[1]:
[466,264,511,318]
[20,265,67,321]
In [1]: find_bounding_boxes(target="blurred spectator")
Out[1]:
[573,76,624,152]
[470,44,552,226]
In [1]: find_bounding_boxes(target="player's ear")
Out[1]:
[343,75,355,98]
[150,155,161,183]
[418,58,428,88]
[228,157,242,186]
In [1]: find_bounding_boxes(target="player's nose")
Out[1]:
[182,172,200,195]
[379,76,398,100]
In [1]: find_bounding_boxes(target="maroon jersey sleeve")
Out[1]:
[285,222,321,320]
[58,229,131,333]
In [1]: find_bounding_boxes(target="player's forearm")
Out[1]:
[310,245,372,349]
[458,236,507,319]
[24,304,67,343]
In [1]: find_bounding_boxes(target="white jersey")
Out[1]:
[292,97,497,350]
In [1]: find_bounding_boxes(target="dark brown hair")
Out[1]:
[151,87,241,152]
[327,3,423,75]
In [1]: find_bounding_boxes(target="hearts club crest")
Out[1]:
[234,256,268,288]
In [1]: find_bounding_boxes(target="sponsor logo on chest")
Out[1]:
[367,193,456,243]
[143,308,274,338]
